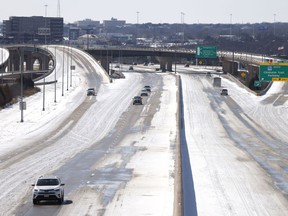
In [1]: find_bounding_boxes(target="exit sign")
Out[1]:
[196,46,217,58]
[260,62,288,81]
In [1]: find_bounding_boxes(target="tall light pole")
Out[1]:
[230,13,232,35]
[181,12,185,45]
[54,45,57,103]
[136,11,139,24]
[42,54,46,111]
[62,46,65,96]
[66,45,69,91]
[43,4,48,111]
[20,48,24,122]
[57,0,61,17]
[273,14,276,36]
[44,4,48,44]
[70,45,72,87]
[1,47,3,84]
[136,12,140,44]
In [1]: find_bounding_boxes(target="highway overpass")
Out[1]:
[1,44,285,92]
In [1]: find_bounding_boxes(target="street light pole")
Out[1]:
[42,52,46,111]
[1,47,3,84]
[136,11,139,24]
[273,14,276,36]
[230,13,232,35]
[174,50,177,74]
[54,45,57,103]
[43,4,48,111]
[181,12,185,45]
[20,48,24,122]
[44,4,48,44]
[136,12,140,43]
[70,45,72,87]
[62,45,64,96]
[66,46,69,91]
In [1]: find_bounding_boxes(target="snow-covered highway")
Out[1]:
[180,69,288,215]
[0,45,287,215]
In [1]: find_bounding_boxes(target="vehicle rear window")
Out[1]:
[37,179,59,186]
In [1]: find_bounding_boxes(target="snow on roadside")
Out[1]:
[0,45,113,157]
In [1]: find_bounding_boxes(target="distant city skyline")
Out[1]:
[0,0,287,24]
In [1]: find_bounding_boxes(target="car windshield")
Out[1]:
[37,178,59,186]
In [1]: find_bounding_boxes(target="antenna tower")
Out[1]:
[57,0,61,17]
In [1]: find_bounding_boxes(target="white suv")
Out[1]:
[32,176,65,204]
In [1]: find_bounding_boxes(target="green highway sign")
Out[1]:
[196,46,217,58]
[254,80,261,87]
[260,62,288,81]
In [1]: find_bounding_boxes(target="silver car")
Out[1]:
[140,89,149,96]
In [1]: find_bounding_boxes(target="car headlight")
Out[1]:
[33,189,39,192]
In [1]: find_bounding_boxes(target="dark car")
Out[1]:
[133,96,142,105]
[144,85,151,92]
[87,88,96,96]
[220,88,228,96]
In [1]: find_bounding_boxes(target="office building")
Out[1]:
[2,16,63,44]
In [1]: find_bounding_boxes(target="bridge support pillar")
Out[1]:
[158,57,174,72]
[38,56,49,71]
[25,55,34,71]
[167,61,173,72]
[160,61,166,72]
[222,61,238,75]
[99,57,110,74]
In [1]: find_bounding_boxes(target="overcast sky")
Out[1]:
[1,0,287,24]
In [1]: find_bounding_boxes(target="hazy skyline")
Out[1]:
[1,0,287,24]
